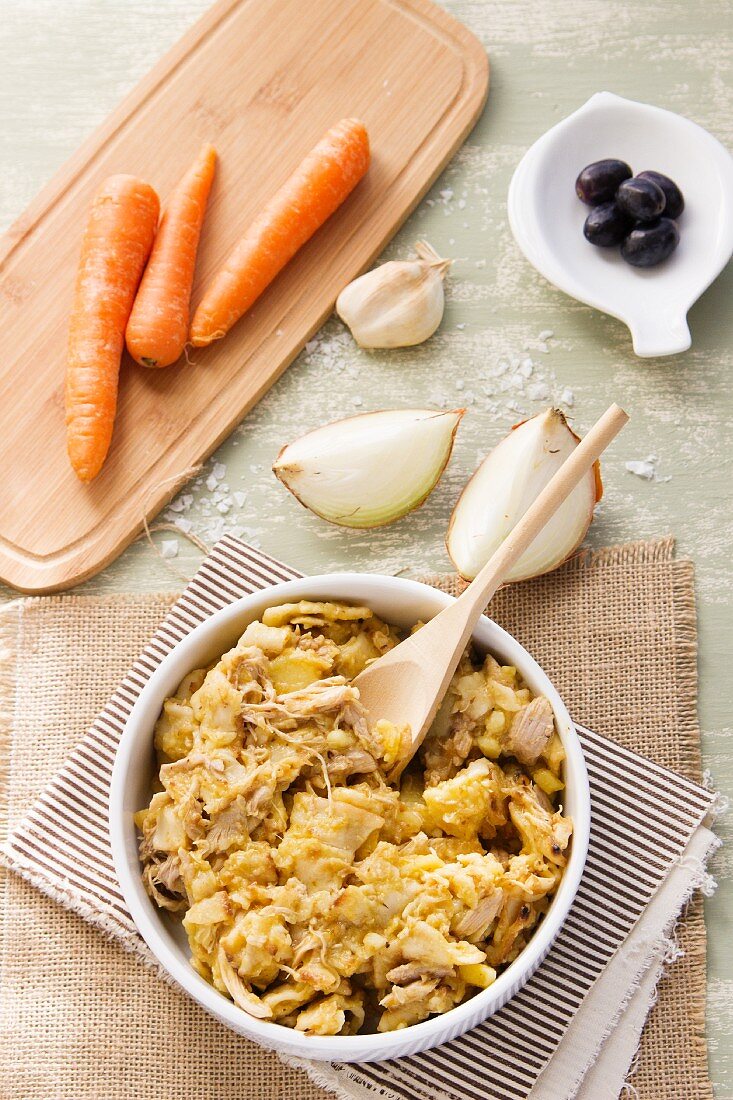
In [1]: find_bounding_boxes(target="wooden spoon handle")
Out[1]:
[459,403,629,620]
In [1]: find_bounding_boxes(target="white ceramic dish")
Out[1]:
[110,574,590,1063]
[508,91,733,357]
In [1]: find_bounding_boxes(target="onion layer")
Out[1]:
[273,408,464,529]
[447,407,602,581]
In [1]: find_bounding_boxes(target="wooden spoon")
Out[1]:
[353,403,629,778]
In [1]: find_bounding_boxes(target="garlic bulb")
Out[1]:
[447,407,603,581]
[273,408,464,528]
[335,241,451,348]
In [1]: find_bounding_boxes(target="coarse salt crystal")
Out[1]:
[528,382,550,401]
[234,491,247,508]
[217,501,230,515]
[213,463,226,480]
[205,474,218,492]
[168,498,185,512]
[625,460,655,480]
[176,518,193,535]
[538,329,554,341]
[160,539,179,559]
[305,339,318,354]
[560,387,575,407]
[440,188,453,202]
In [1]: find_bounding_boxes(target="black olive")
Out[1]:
[637,170,685,220]
[621,218,680,267]
[583,201,634,247]
[575,159,633,205]
[616,177,666,222]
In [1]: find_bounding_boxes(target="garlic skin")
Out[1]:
[336,241,451,348]
[447,407,602,582]
[273,408,464,528]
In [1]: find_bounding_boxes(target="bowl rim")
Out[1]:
[110,572,590,1061]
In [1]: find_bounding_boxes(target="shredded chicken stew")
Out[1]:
[136,601,572,1035]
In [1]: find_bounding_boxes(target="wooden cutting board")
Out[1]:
[0,0,488,594]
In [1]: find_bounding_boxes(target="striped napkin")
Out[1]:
[0,536,719,1100]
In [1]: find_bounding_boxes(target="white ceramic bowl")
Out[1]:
[508,91,733,357]
[110,574,590,1062]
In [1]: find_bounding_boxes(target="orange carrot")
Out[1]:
[126,144,217,368]
[66,175,159,482]
[190,118,369,347]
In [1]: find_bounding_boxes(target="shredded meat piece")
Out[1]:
[327,747,378,781]
[453,892,504,938]
[422,713,475,786]
[142,855,186,911]
[503,696,554,766]
[385,963,453,985]
[380,977,441,1008]
[217,948,273,1018]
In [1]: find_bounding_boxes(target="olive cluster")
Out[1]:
[576,159,684,267]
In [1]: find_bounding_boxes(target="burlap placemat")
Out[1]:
[0,537,712,1099]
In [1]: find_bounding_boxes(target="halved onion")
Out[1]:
[273,408,464,529]
[447,407,602,581]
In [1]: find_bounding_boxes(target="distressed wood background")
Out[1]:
[1,0,731,1091]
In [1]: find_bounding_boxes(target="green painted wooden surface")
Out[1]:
[1,0,731,1092]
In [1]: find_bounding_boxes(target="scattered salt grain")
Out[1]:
[458,199,466,209]
[519,358,534,378]
[205,474,218,492]
[168,498,185,512]
[625,459,655,480]
[175,518,193,535]
[538,329,554,342]
[440,188,453,202]
[625,454,671,482]
[455,379,465,390]
[527,381,550,401]
[305,339,318,354]
[160,539,179,559]
[217,501,230,515]
[475,259,486,269]
[456,322,466,330]
[234,491,247,508]
[560,387,575,407]
[353,395,363,406]
[213,463,226,480]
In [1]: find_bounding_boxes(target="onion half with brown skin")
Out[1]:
[273,408,464,529]
[447,407,603,582]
